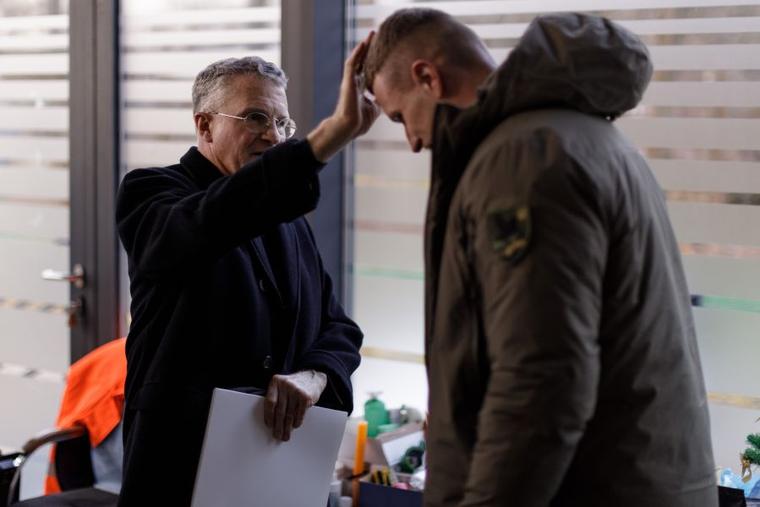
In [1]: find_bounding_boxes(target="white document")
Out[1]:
[191,388,348,507]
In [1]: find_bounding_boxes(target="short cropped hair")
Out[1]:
[364,8,487,91]
[192,56,288,113]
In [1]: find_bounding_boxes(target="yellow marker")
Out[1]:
[352,421,368,507]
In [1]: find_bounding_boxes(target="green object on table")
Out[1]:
[399,441,426,473]
[377,423,400,434]
[364,392,390,438]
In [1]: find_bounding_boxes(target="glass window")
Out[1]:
[0,0,70,498]
[349,0,760,471]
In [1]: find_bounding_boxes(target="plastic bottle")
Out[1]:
[364,392,390,438]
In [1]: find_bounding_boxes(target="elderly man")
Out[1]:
[362,9,717,507]
[116,40,377,505]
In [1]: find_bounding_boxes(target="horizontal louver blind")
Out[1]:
[0,3,69,460]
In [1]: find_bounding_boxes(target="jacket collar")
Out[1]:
[179,146,225,189]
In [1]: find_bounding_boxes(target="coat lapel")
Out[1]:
[280,223,302,370]
[249,224,303,372]
[250,235,283,305]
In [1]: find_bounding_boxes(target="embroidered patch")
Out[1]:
[487,206,531,264]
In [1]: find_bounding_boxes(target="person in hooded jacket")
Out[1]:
[362,9,717,507]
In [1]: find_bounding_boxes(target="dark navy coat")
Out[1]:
[115,140,362,505]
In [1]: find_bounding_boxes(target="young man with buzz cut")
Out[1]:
[362,9,717,507]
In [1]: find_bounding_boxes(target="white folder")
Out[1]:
[191,388,347,507]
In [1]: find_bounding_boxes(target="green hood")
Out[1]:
[481,12,652,120]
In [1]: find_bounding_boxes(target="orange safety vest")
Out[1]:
[44,338,126,494]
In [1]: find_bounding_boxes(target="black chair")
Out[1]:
[2,426,118,507]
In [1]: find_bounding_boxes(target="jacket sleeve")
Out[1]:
[116,140,322,281]
[459,137,607,506]
[296,226,363,414]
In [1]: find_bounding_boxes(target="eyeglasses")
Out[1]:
[211,111,297,139]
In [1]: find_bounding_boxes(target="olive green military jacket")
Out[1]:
[423,13,717,507]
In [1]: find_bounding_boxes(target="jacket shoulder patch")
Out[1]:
[487,205,531,264]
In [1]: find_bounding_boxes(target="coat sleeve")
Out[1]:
[295,224,363,414]
[459,135,607,506]
[116,140,322,281]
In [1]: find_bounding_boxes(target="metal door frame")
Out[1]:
[69,0,120,361]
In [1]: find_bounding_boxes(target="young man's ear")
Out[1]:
[194,112,213,143]
[410,60,443,99]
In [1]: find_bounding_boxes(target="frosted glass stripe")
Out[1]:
[0,195,67,207]
[0,203,68,240]
[366,115,760,149]
[356,230,424,272]
[362,45,760,72]
[0,168,68,200]
[645,147,760,162]
[708,392,760,410]
[355,149,430,178]
[360,347,424,364]
[652,69,760,81]
[355,1,760,18]
[122,50,279,78]
[695,306,760,397]
[628,106,760,119]
[643,82,760,107]
[649,44,760,70]
[122,80,192,103]
[0,375,62,449]
[618,117,760,150]
[356,160,760,195]
[355,173,428,191]
[707,404,760,470]
[620,16,760,34]
[358,17,760,41]
[0,80,67,102]
[684,256,760,300]
[0,54,67,75]
[124,109,195,136]
[692,294,760,314]
[665,190,760,205]
[354,219,423,235]
[124,140,196,169]
[122,7,279,27]
[0,15,66,31]
[355,186,428,224]
[669,202,760,245]
[0,297,67,315]
[0,137,67,161]
[0,231,66,247]
[0,307,68,373]
[354,264,424,281]
[0,240,68,304]
[0,106,67,131]
[352,260,760,318]
[681,242,760,259]
[124,29,280,49]
[355,139,411,152]
[482,46,760,72]
[0,33,67,51]
[354,275,425,354]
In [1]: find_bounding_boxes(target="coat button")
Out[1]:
[262,355,273,370]
[258,279,266,292]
